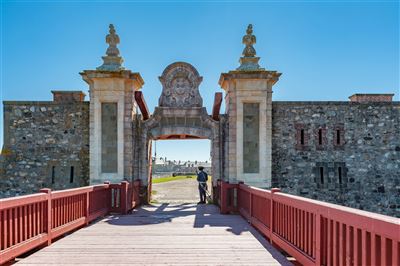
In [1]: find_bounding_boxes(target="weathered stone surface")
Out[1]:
[158,62,203,108]
[80,69,143,185]
[97,24,124,71]
[271,101,400,217]
[243,103,260,173]
[1,101,89,198]
[101,103,118,173]
[237,24,263,71]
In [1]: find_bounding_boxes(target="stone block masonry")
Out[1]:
[1,100,89,198]
[271,101,400,217]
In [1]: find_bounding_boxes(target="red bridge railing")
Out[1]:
[0,180,141,265]
[219,180,399,266]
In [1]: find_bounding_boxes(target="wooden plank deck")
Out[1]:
[16,204,292,265]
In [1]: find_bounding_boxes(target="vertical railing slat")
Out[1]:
[4,209,8,249]
[289,206,292,243]
[305,212,309,256]
[392,240,398,266]
[346,226,351,266]
[23,205,27,242]
[381,237,387,266]
[85,191,90,224]
[372,233,376,266]
[315,210,322,266]
[339,223,344,266]
[0,210,3,250]
[327,219,331,266]
[354,228,359,266]
[17,207,22,244]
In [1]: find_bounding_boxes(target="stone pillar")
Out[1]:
[81,71,143,184]
[80,24,144,184]
[219,24,280,188]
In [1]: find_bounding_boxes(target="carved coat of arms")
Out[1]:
[158,62,203,108]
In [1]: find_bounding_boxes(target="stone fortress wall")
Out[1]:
[1,92,399,217]
[0,91,90,198]
[1,24,399,218]
[271,100,400,217]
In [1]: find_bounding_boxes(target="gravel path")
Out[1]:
[151,178,212,203]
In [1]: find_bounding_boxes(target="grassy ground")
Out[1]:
[152,175,196,184]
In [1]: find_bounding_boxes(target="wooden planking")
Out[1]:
[16,204,291,266]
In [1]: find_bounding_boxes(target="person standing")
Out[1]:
[196,166,208,204]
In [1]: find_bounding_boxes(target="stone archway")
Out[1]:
[132,62,224,203]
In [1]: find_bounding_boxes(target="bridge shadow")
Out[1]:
[104,203,292,265]
[105,203,249,235]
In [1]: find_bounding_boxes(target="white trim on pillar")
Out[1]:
[236,95,269,187]
[90,81,126,184]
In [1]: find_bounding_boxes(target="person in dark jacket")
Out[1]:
[196,166,208,204]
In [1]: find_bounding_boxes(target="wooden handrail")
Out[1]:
[0,181,141,265]
[219,181,400,266]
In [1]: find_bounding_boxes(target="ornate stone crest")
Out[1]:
[158,62,203,107]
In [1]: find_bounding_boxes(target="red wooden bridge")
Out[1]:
[1,180,399,265]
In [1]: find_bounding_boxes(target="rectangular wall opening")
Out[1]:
[319,167,324,184]
[51,166,55,184]
[318,129,323,145]
[336,129,341,145]
[70,166,74,183]
[300,129,305,145]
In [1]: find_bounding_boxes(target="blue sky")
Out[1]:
[1,1,399,161]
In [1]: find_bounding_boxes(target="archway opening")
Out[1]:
[150,139,212,204]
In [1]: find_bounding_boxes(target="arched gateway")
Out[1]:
[133,62,224,202]
[80,24,280,203]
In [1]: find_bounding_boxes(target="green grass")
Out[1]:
[152,175,196,184]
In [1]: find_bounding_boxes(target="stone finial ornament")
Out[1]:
[105,24,120,56]
[242,24,257,57]
[237,24,264,71]
[97,24,124,71]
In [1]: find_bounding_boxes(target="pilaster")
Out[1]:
[81,70,143,184]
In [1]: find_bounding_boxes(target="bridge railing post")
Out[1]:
[85,190,90,225]
[39,188,52,246]
[248,183,252,218]
[270,188,280,246]
[103,181,111,212]
[120,181,129,214]
[220,181,228,214]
